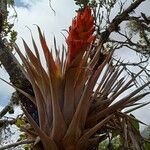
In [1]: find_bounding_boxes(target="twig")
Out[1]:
[0,102,12,119]
[0,139,35,150]
[0,114,24,127]
[0,119,16,127]
[0,91,20,119]
[99,0,146,43]
[49,0,56,15]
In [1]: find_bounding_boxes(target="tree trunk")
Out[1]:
[0,0,38,124]
[0,39,38,123]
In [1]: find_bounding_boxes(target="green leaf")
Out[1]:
[129,114,140,131]
[23,144,32,150]
[15,118,26,128]
[18,133,27,141]
[144,141,150,150]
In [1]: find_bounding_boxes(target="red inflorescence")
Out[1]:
[67,7,95,62]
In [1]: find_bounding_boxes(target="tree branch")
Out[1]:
[0,102,12,119]
[0,139,35,150]
[0,118,16,127]
[100,0,146,43]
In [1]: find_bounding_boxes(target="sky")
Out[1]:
[14,0,30,8]
[13,0,76,47]
[0,0,76,105]
[0,0,150,129]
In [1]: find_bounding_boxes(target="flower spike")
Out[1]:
[66,6,95,63]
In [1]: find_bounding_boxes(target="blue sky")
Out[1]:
[14,0,30,8]
[14,0,40,8]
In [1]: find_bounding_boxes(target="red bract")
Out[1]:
[67,7,95,62]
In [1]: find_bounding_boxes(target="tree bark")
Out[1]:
[0,0,38,124]
[0,39,39,123]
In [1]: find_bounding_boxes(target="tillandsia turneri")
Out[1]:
[5,3,150,150]
[67,6,95,63]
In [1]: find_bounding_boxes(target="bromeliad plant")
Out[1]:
[13,5,150,150]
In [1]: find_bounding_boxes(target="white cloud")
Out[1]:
[0,0,76,107]
[13,0,76,48]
